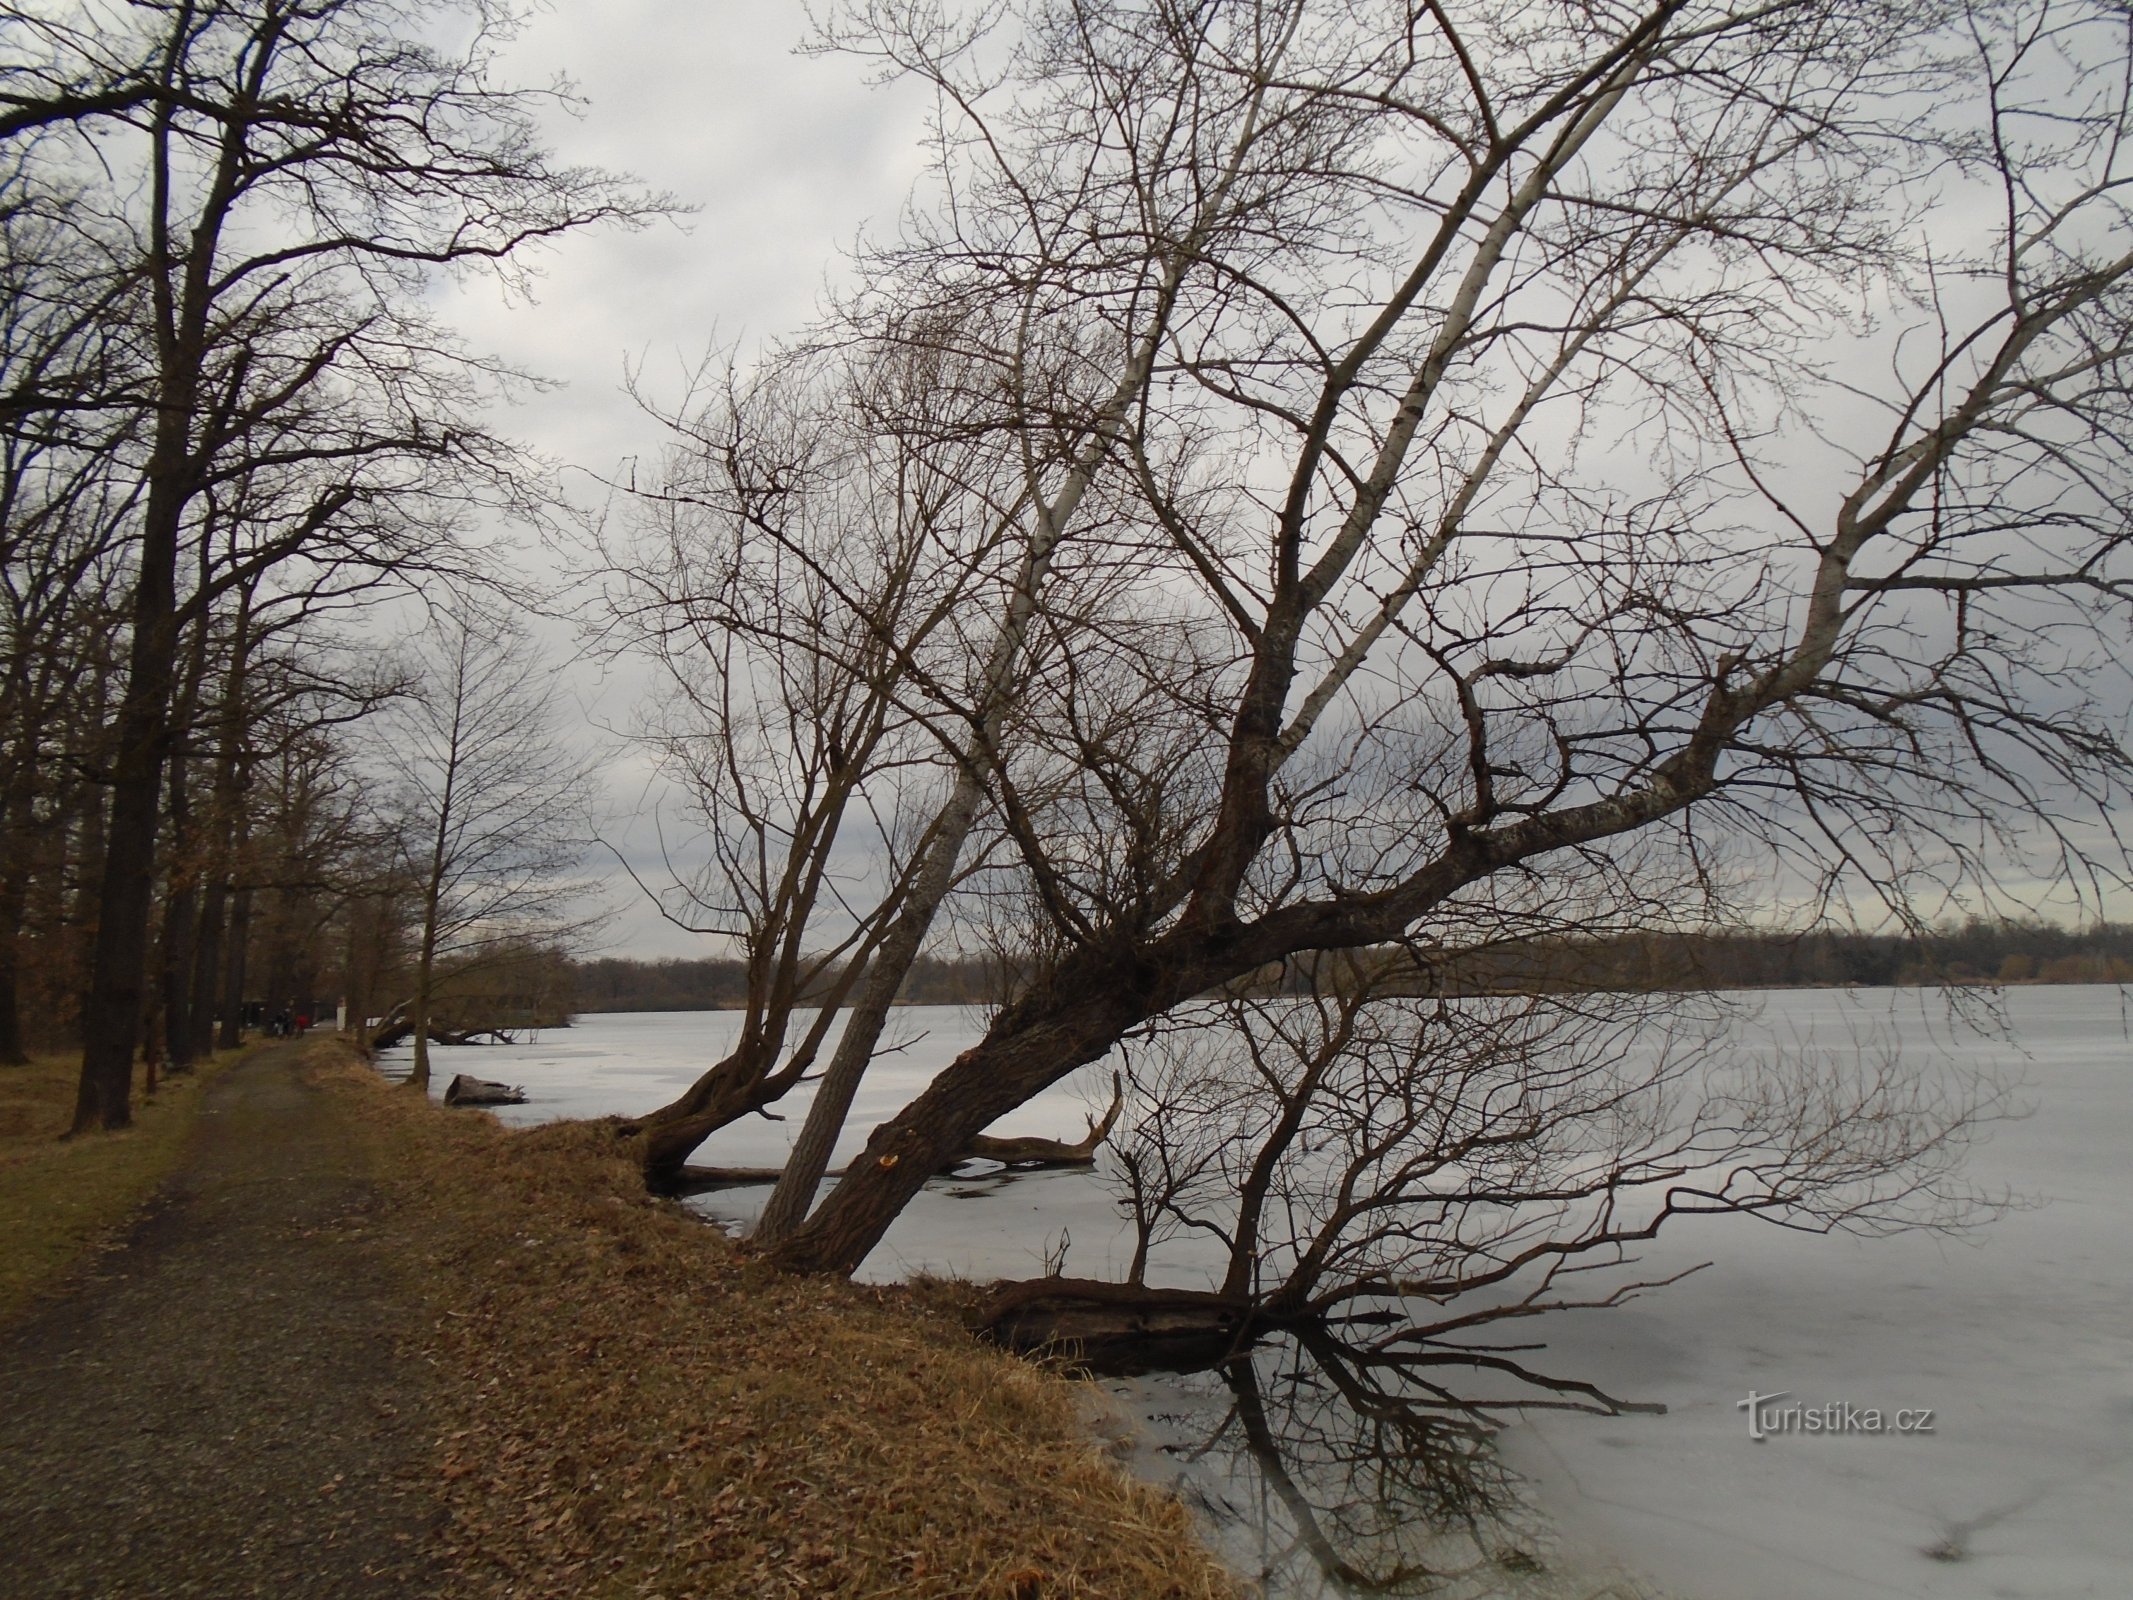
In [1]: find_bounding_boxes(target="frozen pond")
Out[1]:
[381,1004,1134,1282]
[380,986,2133,1599]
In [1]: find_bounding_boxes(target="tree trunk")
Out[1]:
[158,879,198,1072]
[408,934,436,1091]
[634,1051,795,1190]
[751,767,989,1244]
[0,912,25,1065]
[0,778,33,1066]
[216,880,250,1050]
[140,958,164,1098]
[191,589,251,1060]
[71,59,200,1133]
[65,759,108,1047]
[971,1277,1266,1374]
[764,829,1500,1276]
[753,517,1086,1240]
[768,970,1175,1275]
[72,597,178,1131]
[189,872,225,1060]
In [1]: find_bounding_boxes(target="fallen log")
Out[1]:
[452,1027,517,1045]
[372,1019,524,1051]
[443,1074,529,1107]
[946,1072,1124,1172]
[972,1276,1270,1374]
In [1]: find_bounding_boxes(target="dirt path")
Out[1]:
[0,1043,442,1599]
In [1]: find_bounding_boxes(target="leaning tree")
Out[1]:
[656,0,2133,1289]
[598,345,1025,1184]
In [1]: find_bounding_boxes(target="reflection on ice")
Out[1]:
[1105,1328,1663,1600]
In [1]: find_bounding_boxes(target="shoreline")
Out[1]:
[322,1037,1241,1598]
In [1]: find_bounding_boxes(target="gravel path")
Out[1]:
[0,1043,443,1598]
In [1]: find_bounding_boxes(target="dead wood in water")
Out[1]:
[443,1074,528,1107]
[972,1276,1278,1375]
[371,1017,525,1051]
[653,1075,1124,1197]
[950,1073,1123,1171]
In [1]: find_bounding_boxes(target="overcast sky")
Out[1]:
[439,0,931,463]
[419,1,932,957]
[402,0,2122,957]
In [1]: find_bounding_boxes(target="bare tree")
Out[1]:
[704,0,2133,1281]
[4,0,668,1133]
[384,608,598,1093]
[0,163,142,1061]
[0,5,159,140]
[602,342,1045,1185]
[975,960,2002,1349]
[172,586,402,1061]
[241,709,387,1027]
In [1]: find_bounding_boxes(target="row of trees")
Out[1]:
[573,921,2133,1011]
[13,0,2133,1356]
[0,0,641,1121]
[586,0,2133,1345]
[570,951,1008,1012]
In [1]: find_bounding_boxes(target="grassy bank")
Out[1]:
[0,1050,242,1322]
[314,1038,1237,1600]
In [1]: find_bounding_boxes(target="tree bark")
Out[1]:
[749,766,988,1243]
[0,771,34,1065]
[0,909,25,1065]
[71,16,208,1134]
[159,750,198,1073]
[71,555,179,1131]
[768,969,1180,1275]
[189,598,249,1060]
[216,879,250,1050]
[633,1051,797,1191]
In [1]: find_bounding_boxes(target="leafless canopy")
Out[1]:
[710,0,2133,1281]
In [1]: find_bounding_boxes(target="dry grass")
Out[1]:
[314,1038,1240,1600]
[0,1049,242,1323]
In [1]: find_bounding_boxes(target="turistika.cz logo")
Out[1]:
[1736,1390,1936,1441]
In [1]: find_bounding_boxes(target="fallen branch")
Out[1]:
[947,1073,1123,1171]
[654,1075,1123,1198]
[372,1021,525,1050]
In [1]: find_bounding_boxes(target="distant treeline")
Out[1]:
[571,921,2133,1013]
[570,953,1004,1013]
[1277,920,2133,997]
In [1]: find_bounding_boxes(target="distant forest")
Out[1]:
[570,953,1000,1013]
[569,922,2133,1014]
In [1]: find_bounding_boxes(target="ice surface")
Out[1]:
[379,985,2133,1598]
[1497,985,2133,1600]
